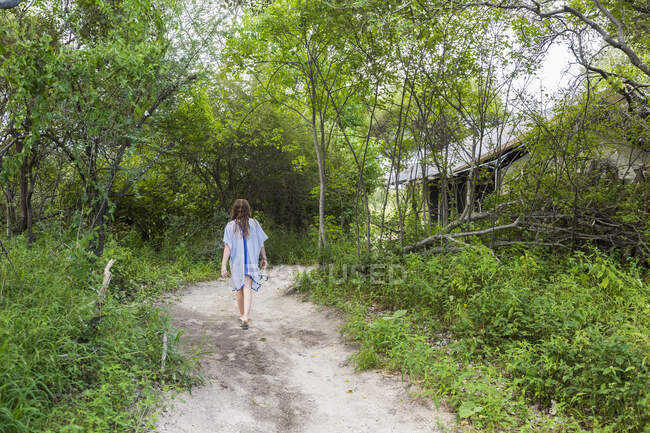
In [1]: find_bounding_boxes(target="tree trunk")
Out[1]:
[380,75,410,245]
[4,186,16,237]
[17,141,35,246]
[380,155,395,244]
[363,181,371,255]
[354,183,361,261]
[90,198,108,257]
[458,166,477,225]
[340,196,344,232]
[5,199,9,237]
[410,182,418,240]
[26,167,34,247]
[439,174,449,226]
[395,91,412,249]
[422,175,430,235]
[311,125,327,250]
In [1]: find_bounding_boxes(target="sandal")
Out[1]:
[240,319,249,330]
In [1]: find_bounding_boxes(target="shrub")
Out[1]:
[298,242,650,432]
[0,232,204,433]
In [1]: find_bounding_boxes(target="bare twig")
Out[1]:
[463,1,650,78]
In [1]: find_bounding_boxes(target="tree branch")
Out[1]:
[465,1,650,78]
[114,138,174,203]
[404,217,522,251]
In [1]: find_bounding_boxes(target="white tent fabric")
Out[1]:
[387,124,522,186]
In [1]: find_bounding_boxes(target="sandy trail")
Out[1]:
[154,265,455,433]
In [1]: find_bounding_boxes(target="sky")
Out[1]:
[535,42,583,95]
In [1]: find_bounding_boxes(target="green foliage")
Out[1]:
[297,244,650,432]
[262,226,318,265]
[0,230,211,433]
[1,0,648,429]
[495,93,650,259]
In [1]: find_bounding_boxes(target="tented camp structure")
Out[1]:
[389,116,648,225]
[389,126,527,223]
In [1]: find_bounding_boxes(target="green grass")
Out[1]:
[296,245,650,433]
[0,230,214,433]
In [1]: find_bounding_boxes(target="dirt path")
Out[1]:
[154,265,456,433]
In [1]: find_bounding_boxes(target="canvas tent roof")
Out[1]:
[388,125,524,186]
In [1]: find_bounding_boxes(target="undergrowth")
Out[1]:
[0,228,215,433]
[297,245,650,433]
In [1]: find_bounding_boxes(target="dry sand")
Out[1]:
[153,265,456,433]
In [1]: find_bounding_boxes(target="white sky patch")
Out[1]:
[534,41,583,95]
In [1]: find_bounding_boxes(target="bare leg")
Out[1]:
[236,289,245,321]
[242,276,253,324]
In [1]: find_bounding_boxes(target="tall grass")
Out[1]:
[0,229,213,433]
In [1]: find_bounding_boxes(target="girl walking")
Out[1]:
[221,199,268,329]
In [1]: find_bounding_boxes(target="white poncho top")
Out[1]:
[223,218,268,291]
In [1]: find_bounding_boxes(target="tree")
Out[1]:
[0,0,226,255]
[461,0,650,113]
[228,0,363,251]
[157,78,318,229]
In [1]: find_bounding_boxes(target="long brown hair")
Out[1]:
[231,199,252,239]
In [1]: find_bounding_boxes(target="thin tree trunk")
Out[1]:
[26,166,34,247]
[312,124,327,250]
[458,167,476,225]
[421,149,431,236]
[340,196,344,232]
[354,183,361,261]
[395,91,412,249]
[380,76,409,245]
[411,182,418,240]
[17,142,35,246]
[90,200,108,257]
[363,182,371,255]
[3,185,16,237]
[439,174,449,226]
[380,152,396,245]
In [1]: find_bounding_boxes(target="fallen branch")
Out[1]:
[489,241,568,248]
[405,217,521,252]
[443,200,521,232]
[423,240,568,255]
[425,245,466,254]
[444,234,501,262]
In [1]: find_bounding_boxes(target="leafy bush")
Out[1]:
[263,226,318,265]
[297,243,650,432]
